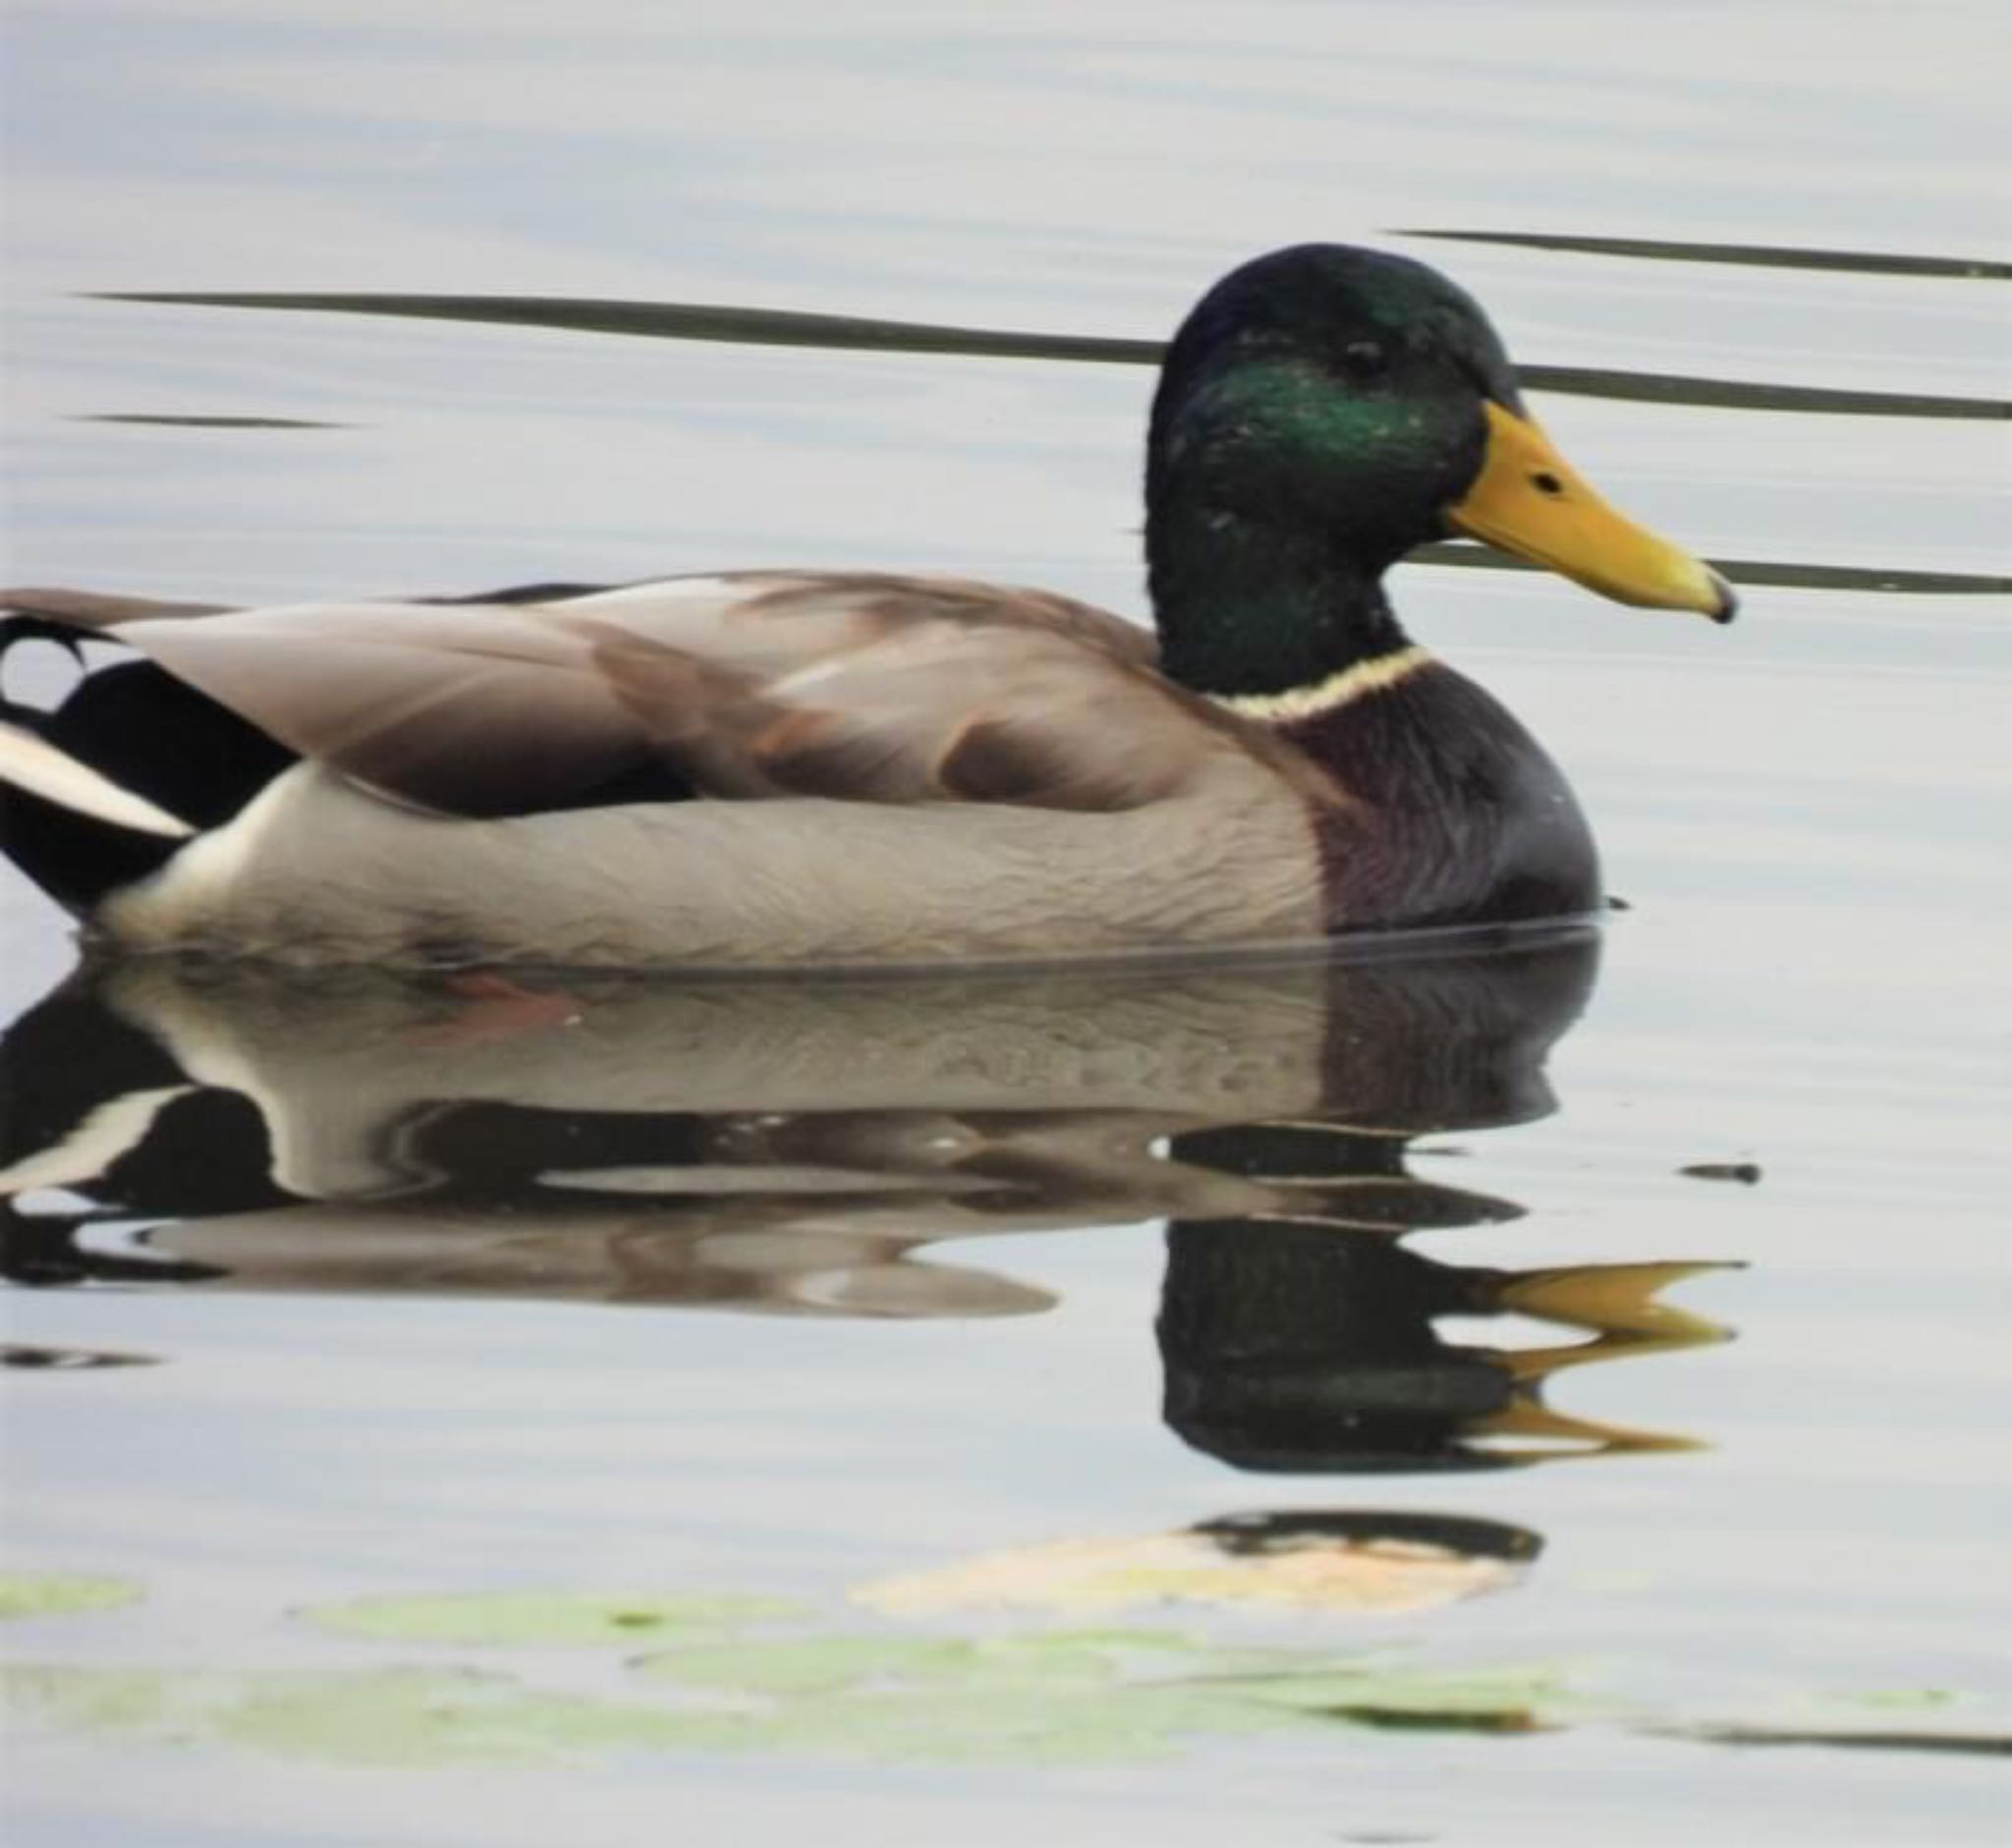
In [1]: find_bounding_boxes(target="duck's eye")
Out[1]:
[1531,471,1565,498]
[1337,339,1388,383]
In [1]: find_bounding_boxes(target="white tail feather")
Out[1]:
[0,720,196,838]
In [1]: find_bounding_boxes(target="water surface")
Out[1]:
[3,4,2008,1844]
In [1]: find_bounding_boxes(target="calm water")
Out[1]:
[3,4,2009,1843]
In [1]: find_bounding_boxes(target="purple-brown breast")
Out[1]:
[1276,661,1601,934]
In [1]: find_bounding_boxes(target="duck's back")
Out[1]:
[7,574,1341,966]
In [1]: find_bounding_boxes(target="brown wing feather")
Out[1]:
[590,613,1217,809]
[104,572,1323,819]
[117,601,652,815]
[3,587,237,628]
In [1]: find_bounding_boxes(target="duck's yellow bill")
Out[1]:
[1446,402,1737,622]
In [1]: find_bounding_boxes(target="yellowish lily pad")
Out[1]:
[857,1526,1524,1619]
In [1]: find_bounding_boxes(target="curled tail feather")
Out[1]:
[0,719,195,839]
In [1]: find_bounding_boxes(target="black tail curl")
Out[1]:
[0,611,294,913]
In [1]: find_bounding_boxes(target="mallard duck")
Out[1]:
[0,244,1732,968]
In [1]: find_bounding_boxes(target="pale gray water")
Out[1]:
[2,4,2009,1844]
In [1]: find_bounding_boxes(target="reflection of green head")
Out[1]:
[1146,245,1524,695]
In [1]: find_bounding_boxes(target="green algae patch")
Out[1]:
[210,1670,729,1765]
[638,1629,1278,1764]
[1667,1683,2012,1759]
[0,1652,1273,1769]
[638,1633,985,1697]
[694,1676,1282,1766]
[636,1627,1211,1699]
[1837,1687,1959,1711]
[1,1663,741,1768]
[0,1574,1644,1771]
[0,1574,142,1622]
[630,1628,1577,1764]
[301,1588,803,1649]
[8,1577,2009,1772]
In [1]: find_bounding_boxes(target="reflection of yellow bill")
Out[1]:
[856,1527,1521,1619]
[1448,402,1737,620]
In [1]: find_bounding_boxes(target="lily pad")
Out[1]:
[0,1573,142,1622]
[302,1588,802,1649]
[637,1626,1210,1698]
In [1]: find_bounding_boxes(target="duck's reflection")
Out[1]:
[1,931,1727,1589]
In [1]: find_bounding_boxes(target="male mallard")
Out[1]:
[0,245,1732,968]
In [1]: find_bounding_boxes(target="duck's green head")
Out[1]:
[1146,245,1733,696]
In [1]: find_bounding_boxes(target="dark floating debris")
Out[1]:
[1679,1162,1763,1186]
[74,414,347,430]
[1321,1704,1542,1737]
[1517,364,2004,424]
[93,291,2009,423]
[93,290,1165,368]
[1,1343,160,1370]
[1395,229,2012,282]
[1660,1722,2012,1760]
[1408,543,2007,598]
